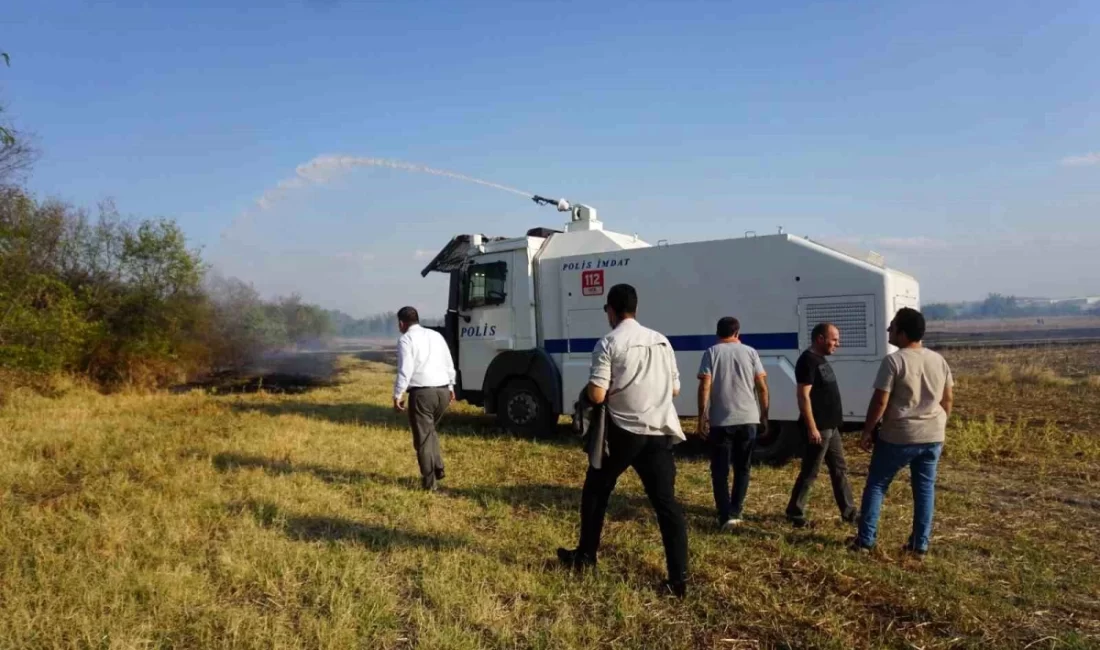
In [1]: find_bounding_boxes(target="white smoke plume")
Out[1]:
[252,154,533,213]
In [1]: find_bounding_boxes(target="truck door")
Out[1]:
[458,254,514,400]
[560,307,607,405]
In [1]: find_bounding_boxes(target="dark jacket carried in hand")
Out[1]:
[573,388,610,470]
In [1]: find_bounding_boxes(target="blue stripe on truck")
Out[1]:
[543,332,799,354]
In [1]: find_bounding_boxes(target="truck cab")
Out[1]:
[421,206,646,436]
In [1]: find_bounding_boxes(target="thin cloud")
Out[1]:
[820,235,950,255]
[872,236,950,251]
[413,249,435,260]
[334,251,376,263]
[1060,152,1100,167]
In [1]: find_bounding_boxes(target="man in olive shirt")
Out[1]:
[853,307,954,557]
[785,322,857,528]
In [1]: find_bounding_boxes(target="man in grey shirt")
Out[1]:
[557,284,689,598]
[852,307,954,557]
[697,317,769,529]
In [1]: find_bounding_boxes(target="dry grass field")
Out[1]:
[1,347,1099,649]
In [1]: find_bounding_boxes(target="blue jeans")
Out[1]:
[709,424,757,522]
[857,440,943,552]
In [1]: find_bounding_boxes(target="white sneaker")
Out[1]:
[721,518,743,531]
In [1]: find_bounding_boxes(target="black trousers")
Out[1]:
[577,422,688,582]
[709,424,757,523]
[785,427,856,522]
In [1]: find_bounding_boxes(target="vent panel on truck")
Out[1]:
[799,295,877,356]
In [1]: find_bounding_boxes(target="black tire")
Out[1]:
[496,378,557,438]
[753,420,803,466]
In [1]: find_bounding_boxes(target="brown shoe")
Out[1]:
[846,536,873,553]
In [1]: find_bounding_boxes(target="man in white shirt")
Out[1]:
[556,284,689,598]
[392,306,456,491]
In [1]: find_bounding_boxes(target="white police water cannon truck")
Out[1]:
[419,198,919,463]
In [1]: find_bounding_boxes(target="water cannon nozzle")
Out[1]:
[532,195,572,212]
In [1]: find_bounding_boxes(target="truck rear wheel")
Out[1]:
[496,378,557,438]
[753,420,803,466]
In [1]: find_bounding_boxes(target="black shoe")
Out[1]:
[901,542,927,560]
[435,467,445,481]
[788,517,811,529]
[556,547,596,572]
[841,510,859,525]
[661,580,687,599]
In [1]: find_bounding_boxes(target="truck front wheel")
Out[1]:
[496,378,557,438]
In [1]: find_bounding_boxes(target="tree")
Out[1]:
[922,303,957,321]
[1,188,212,384]
[978,293,1019,318]
[205,275,287,369]
[0,188,89,371]
[0,274,89,372]
[87,217,208,383]
[273,293,334,348]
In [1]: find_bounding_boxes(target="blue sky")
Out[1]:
[5,0,1099,315]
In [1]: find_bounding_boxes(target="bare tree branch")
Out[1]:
[0,51,35,179]
[0,106,37,183]
[0,128,36,182]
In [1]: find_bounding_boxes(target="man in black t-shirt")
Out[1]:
[785,322,857,528]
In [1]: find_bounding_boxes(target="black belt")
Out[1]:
[408,385,449,392]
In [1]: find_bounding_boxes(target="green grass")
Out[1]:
[948,415,1100,467]
[2,359,1099,649]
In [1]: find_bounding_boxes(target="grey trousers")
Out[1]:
[408,387,449,490]
[786,427,857,523]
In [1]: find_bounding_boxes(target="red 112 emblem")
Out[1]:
[581,269,604,296]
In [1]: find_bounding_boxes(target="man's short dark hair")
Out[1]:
[397,306,419,325]
[716,317,740,338]
[606,284,638,318]
[811,322,834,342]
[893,307,925,342]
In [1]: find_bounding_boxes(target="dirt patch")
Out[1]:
[172,352,345,395]
[174,372,339,395]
